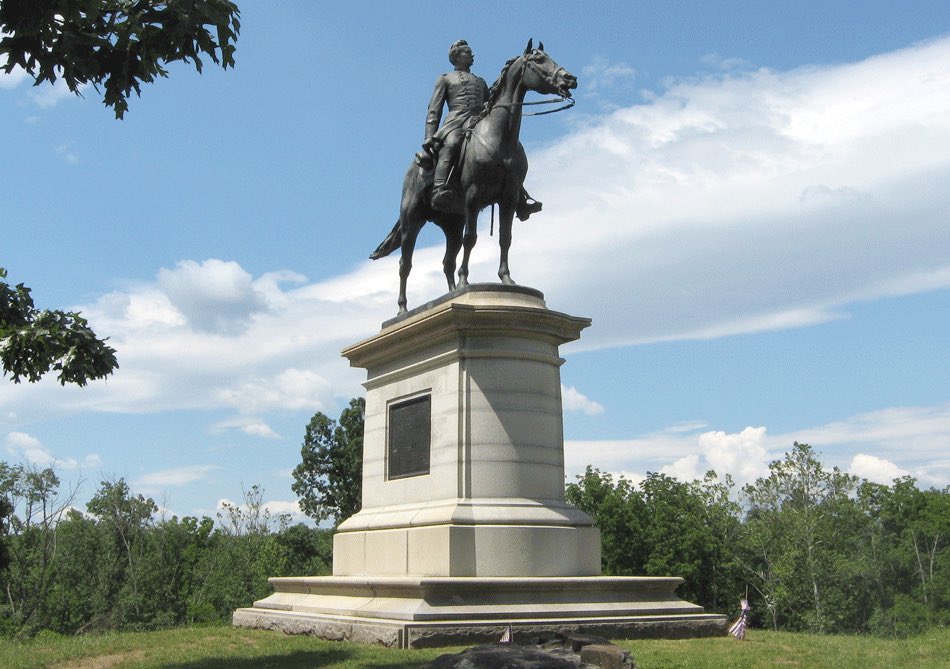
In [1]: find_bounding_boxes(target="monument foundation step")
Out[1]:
[233,575,728,648]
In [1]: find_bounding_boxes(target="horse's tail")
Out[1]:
[369,219,402,260]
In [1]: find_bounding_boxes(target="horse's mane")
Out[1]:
[474,55,520,124]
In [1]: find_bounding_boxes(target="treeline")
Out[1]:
[0,466,331,638]
[1,443,947,639]
[567,442,949,637]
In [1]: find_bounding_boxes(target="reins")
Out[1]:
[493,95,576,116]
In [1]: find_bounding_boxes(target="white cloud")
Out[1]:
[214,368,334,415]
[215,496,307,525]
[210,416,281,439]
[0,62,28,89]
[262,499,304,516]
[4,431,101,471]
[561,384,605,415]
[581,57,637,110]
[849,454,909,485]
[780,403,950,486]
[661,454,703,482]
[157,259,270,335]
[512,36,950,351]
[639,427,771,485]
[28,78,80,109]
[5,431,51,466]
[566,402,950,489]
[565,424,709,479]
[698,427,770,483]
[135,465,219,490]
[699,53,753,73]
[55,141,79,164]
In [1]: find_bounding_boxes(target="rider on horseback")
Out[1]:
[417,40,542,220]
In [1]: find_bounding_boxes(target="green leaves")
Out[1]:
[291,398,365,526]
[0,0,241,118]
[1,267,118,386]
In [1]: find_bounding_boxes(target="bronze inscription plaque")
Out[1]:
[388,395,431,479]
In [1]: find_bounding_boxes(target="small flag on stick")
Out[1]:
[729,598,751,640]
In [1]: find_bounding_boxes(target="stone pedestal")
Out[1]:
[334,284,599,578]
[233,285,727,647]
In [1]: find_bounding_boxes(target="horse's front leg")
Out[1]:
[457,204,479,288]
[497,198,517,285]
[441,218,463,292]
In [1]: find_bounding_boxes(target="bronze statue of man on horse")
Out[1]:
[371,39,577,313]
[416,40,542,220]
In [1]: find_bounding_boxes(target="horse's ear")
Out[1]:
[538,41,544,52]
[524,38,533,54]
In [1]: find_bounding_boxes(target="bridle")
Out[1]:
[491,53,576,116]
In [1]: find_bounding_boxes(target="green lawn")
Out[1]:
[0,626,946,669]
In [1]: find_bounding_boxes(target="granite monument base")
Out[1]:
[232,286,727,647]
[232,575,727,649]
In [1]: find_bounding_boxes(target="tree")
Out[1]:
[0,462,78,635]
[292,398,365,526]
[860,477,950,636]
[0,0,241,118]
[190,485,289,621]
[0,496,12,573]
[741,442,860,632]
[86,478,158,626]
[1,267,118,386]
[277,523,332,577]
[566,466,648,576]
[689,471,745,614]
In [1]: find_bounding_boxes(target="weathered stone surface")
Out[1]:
[426,634,636,669]
[427,643,586,668]
[231,609,402,647]
[580,644,634,669]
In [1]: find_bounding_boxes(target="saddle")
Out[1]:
[413,145,543,221]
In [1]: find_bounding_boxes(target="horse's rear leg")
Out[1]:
[398,221,422,313]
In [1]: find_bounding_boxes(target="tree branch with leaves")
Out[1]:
[0,0,241,118]
[292,398,365,527]
[1,268,118,386]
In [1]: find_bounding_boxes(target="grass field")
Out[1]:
[0,625,946,669]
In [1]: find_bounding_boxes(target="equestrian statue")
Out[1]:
[370,39,577,313]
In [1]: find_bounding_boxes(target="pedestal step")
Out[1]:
[233,575,728,648]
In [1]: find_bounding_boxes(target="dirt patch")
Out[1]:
[53,650,146,669]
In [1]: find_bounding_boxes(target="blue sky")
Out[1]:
[2,1,949,522]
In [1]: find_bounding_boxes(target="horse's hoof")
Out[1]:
[500,275,516,285]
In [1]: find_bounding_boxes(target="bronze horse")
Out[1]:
[370,40,577,313]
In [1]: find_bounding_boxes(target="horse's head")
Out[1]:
[519,38,578,99]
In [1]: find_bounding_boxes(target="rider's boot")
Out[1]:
[431,148,461,214]
[516,188,543,221]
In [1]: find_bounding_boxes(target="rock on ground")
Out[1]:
[426,633,636,669]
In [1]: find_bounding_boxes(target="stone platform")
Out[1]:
[232,286,727,647]
[232,575,726,649]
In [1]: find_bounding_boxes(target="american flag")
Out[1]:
[729,598,751,640]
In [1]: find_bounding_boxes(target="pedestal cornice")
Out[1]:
[342,285,590,371]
